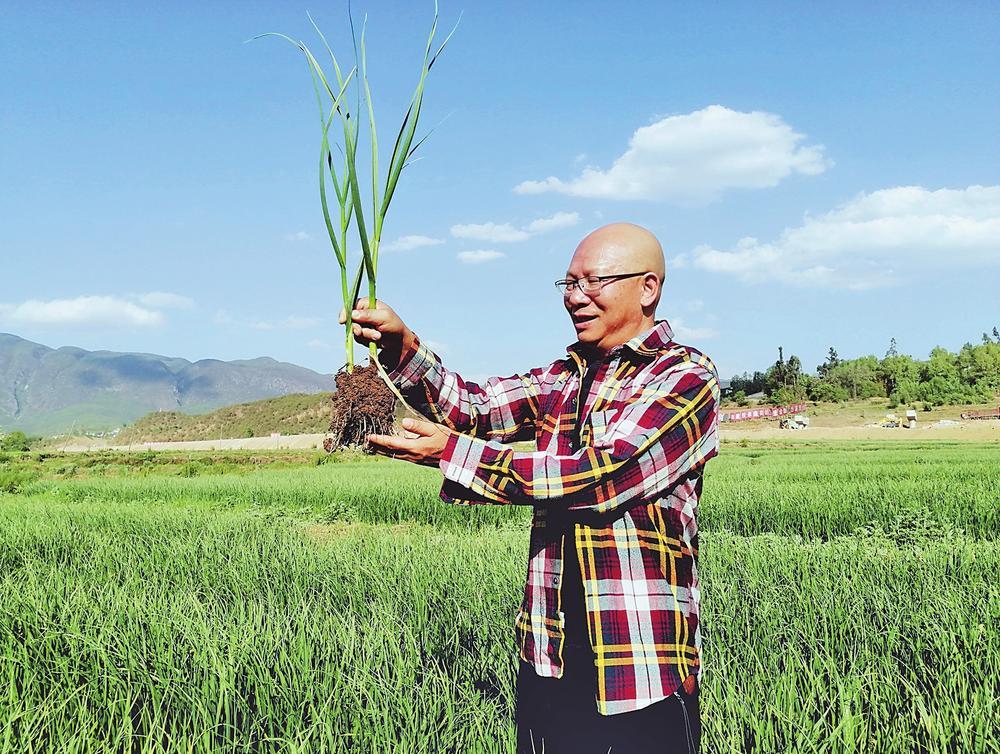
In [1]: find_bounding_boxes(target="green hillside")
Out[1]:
[116,393,337,443]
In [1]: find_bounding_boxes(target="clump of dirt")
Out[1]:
[325,360,396,452]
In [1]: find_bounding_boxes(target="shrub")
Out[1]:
[0,469,38,494]
[179,462,202,478]
[1,431,31,452]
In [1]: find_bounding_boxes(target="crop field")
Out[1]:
[1,441,998,753]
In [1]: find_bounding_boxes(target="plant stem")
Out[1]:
[341,265,353,372]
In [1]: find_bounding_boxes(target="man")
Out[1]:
[339,222,719,753]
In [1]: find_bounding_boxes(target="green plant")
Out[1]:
[255,6,457,381]
[1,431,31,452]
[2,444,998,752]
[0,469,38,494]
[179,462,201,478]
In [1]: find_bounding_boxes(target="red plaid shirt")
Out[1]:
[385,319,720,715]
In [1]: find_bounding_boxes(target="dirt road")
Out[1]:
[53,419,1000,452]
[57,434,329,453]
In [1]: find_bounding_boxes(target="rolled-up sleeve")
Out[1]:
[438,359,719,514]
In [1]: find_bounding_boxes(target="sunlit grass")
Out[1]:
[1,441,998,752]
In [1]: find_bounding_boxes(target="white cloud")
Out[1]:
[286,231,311,242]
[252,315,321,331]
[667,253,689,270]
[380,234,445,253]
[513,105,830,204]
[450,211,580,244]
[524,211,580,234]
[213,309,234,326]
[451,222,530,243]
[668,317,718,341]
[0,295,164,327]
[214,308,320,330]
[667,298,705,312]
[690,185,1000,290]
[134,291,195,310]
[306,338,332,350]
[424,339,449,354]
[457,250,506,264]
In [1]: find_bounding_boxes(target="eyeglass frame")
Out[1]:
[554,271,652,296]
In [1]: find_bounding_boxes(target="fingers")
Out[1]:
[366,433,405,453]
[350,307,389,327]
[400,417,433,436]
[338,299,385,325]
[351,322,381,342]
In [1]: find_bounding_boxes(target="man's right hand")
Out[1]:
[337,298,414,371]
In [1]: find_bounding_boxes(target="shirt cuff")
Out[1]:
[438,431,511,505]
[382,334,435,390]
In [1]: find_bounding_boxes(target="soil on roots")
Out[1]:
[324,360,397,453]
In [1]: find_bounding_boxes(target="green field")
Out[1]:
[1,442,998,753]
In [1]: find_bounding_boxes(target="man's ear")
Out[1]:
[641,273,660,307]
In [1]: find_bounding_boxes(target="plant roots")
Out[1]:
[325,359,396,453]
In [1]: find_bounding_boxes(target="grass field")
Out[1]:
[1,441,998,753]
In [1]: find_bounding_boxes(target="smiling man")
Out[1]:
[339,222,720,754]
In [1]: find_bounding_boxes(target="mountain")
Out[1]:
[0,333,335,435]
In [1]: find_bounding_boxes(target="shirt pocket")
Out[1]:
[586,408,617,447]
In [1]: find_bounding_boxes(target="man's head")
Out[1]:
[561,222,665,355]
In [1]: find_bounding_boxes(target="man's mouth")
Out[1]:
[573,314,598,329]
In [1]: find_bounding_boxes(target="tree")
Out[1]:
[786,355,802,390]
[775,347,786,388]
[809,380,850,402]
[879,353,920,401]
[1,431,30,452]
[730,371,767,395]
[956,341,1000,394]
[817,347,840,378]
[919,346,992,405]
[829,356,883,400]
[765,347,788,394]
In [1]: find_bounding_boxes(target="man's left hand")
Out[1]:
[366,417,451,467]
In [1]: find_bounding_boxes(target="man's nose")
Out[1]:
[566,285,592,306]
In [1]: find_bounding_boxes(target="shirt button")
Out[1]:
[552,576,560,586]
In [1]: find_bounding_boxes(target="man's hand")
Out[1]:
[366,417,451,467]
[338,298,415,371]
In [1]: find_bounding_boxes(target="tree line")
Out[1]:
[729,328,1000,408]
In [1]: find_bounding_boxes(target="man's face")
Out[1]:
[562,241,648,354]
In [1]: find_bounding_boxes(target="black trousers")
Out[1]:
[514,644,700,754]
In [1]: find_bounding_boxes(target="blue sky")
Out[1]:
[2,1,998,383]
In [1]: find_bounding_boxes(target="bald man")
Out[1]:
[343,223,720,753]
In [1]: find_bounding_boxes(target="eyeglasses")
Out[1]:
[554,272,650,296]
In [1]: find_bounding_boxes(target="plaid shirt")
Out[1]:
[385,319,720,715]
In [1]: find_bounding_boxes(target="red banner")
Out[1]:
[720,403,807,423]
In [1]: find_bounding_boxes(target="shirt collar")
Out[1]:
[566,319,675,363]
